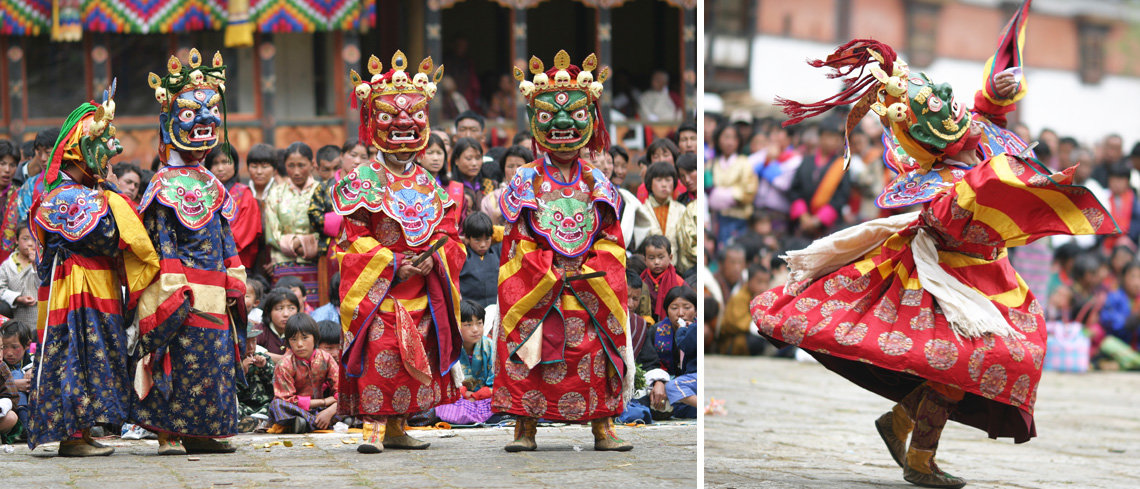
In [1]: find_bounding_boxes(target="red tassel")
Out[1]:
[358,102,371,148]
[777,39,899,127]
[589,102,610,154]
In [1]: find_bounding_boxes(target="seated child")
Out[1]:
[274,275,315,314]
[267,314,339,433]
[1,320,32,442]
[458,212,500,308]
[719,264,772,355]
[245,276,267,330]
[640,235,685,323]
[1,362,18,439]
[316,320,341,357]
[256,288,301,363]
[0,223,39,325]
[311,273,340,325]
[643,286,698,419]
[237,320,276,433]
[434,300,496,425]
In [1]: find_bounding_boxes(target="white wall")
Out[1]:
[749,35,1140,149]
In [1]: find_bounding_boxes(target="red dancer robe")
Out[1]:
[751,154,1117,442]
[493,156,632,421]
[332,161,465,419]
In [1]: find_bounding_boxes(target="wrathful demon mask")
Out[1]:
[350,51,443,155]
[515,50,610,154]
[148,48,227,156]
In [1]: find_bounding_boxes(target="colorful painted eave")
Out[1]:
[0,0,377,38]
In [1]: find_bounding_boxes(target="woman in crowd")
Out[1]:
[708,123,757,244]
[263,142,320,309]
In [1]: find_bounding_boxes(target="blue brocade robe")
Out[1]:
[26,182,159,448]
[131,165,248,437]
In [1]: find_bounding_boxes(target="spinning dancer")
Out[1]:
[751,3,1117,487]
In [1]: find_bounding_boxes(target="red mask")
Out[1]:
[373,91,430,153]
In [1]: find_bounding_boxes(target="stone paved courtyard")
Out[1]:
[704,355,1140,489]
[3,422,697,488]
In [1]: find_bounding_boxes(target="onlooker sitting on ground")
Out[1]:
[643,286,698,419]
[1,320,32,443]
[256,288,301,363]
[640,235,685,323]
[267,314,339,434]
[434,300,496,425]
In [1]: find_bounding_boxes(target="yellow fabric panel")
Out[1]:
[49,266,120,309]
[985,274,1030,308]
[936,249,1007,269]
[953,179,1027,243]
[990,155,1093,236]
[105,191,160,296]
[338,237,392,334]
[432,238,464,322]
[500,239,558,336]
[227,266,247,287]
[379,295,429,313]
[188,282,227,315]
[137,272,191,320]
[587,238,629,336]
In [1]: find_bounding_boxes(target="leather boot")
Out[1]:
[358,418,385,454]
[504,416,537,452]
[383,416,430,450]
[876,383,928,468]
[59,430,114,457]
[903,389,967,489]
[592,417,632,452]
[156,432,186,456]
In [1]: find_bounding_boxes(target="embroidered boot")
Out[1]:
[903,389,967,489]
[592,417,633,452]
[156,432,186,456]
[876,383,928,468]
[183,437,238,453]
[504,416,537,452]
[59,430,114,457]
[358,418,386,454]
[383,416,430,450]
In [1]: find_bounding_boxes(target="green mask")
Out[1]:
[905,73,969,150]
[529,89,594,153]
[79,126,122,180]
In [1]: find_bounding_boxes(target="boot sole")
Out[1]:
[156,447,187,456]
[357,443,383,454]
[59,447,115,457]
[383,443,430,450]
[904,468,967,489]
[504,444,537,452]
[594,445,633,452]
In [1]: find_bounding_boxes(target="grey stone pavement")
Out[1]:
[704,355,1140,489]
[3,422,696,488]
